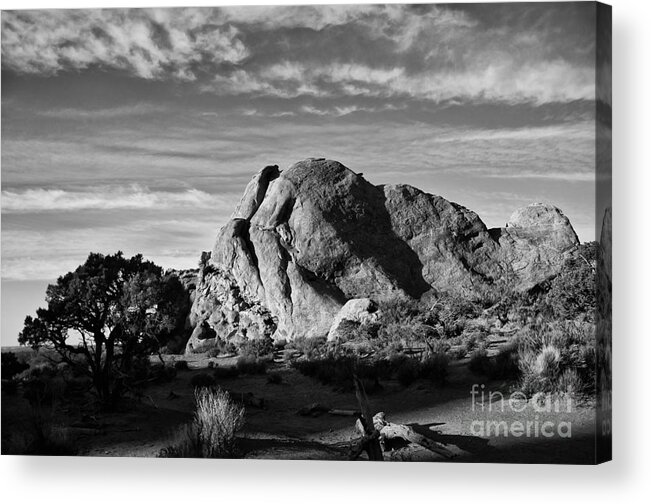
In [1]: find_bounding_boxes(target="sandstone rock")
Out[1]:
[382,184,501,293]
[188,159,580,343]
[232,165,280,220]
[490,203,579,290]
[327,298,380,341]
[185,262,275,354]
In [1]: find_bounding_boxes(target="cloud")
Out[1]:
[1,9,248,79]
[208,59,594,105]
[37,103,163,119]
[2,5,597,106]
[299,103,404,117]
[1,185,228,213]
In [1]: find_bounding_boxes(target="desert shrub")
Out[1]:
[1,352,30,380]
[544,243,597,321]
[489,345,520,380]
[515,320,595,396]
[191,372,216,389]
[174,359,189,371]
[238,337,274,359]
[2,378,19,395]
[212,366,240,379]
[3,425,78,456]
[557,369,583,395]
[463,333,480,354]
[266,371,283,385]
[16,369,78,455]
[286,336,328,360]
[419,353,449,384]
[63,375,93,398]
[423,338,450,355]
[468,347,491,376]
[154,365,177,382]
[535,345,562,379]
[450,347,468,361]
[236,355,267,375]
[159,387,244,458]
[393,356,421,387]
[292,355,382,392]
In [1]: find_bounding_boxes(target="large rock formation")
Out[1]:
[185,158,579,351]
[489,203,580,290]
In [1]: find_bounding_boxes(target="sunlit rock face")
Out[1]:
[186,159,579,350]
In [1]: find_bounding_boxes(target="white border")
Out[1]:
[1,0,649,502]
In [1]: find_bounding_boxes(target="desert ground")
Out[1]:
[2,343,596,463]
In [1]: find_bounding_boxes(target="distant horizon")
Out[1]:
[1,3,605,345]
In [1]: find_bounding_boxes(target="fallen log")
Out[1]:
[373,412,454,459]
[329,408,360,417]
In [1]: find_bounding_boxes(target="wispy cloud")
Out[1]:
[203,60,594,105]
[37,103,163,119]
[1,185,228,213]
[1,9,248,80]
[2,4,597,106]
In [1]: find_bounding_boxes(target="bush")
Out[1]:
[292,356,375,392]
[293,350,448,391]
[544,243,597,321]
[420,353,449,384]
[13,369,78,455]
[2,378,19,395]
[286,336,327,360]
[393,356,420,387]
[1,352,29,380]
[266,371,283,385]
[468,347,491,376]
[238,338,274,359]
[190,372,216,389]
[213,366,240,380]
[557,369,583,395]
[489,345,520,380]
[174,360,189,371]
[515,320,595,396]
[236,355,268,375]
[159,387,244,458]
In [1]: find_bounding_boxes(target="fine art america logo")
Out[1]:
[470,384,573,438]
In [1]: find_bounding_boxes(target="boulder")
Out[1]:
[189,159,580,342]
[489,203,579,290]
[327,298,380,341]
[184,263,275,354]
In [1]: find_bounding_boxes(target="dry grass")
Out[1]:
[159,387,244,458]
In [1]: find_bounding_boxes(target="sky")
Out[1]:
[1,3,607,345]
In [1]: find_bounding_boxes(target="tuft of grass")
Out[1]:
[514,320,595,396]
[159,387,244,458]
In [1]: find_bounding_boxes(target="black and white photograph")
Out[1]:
[1,2,611,465]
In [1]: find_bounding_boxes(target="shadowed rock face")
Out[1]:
[185,159,579,350]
